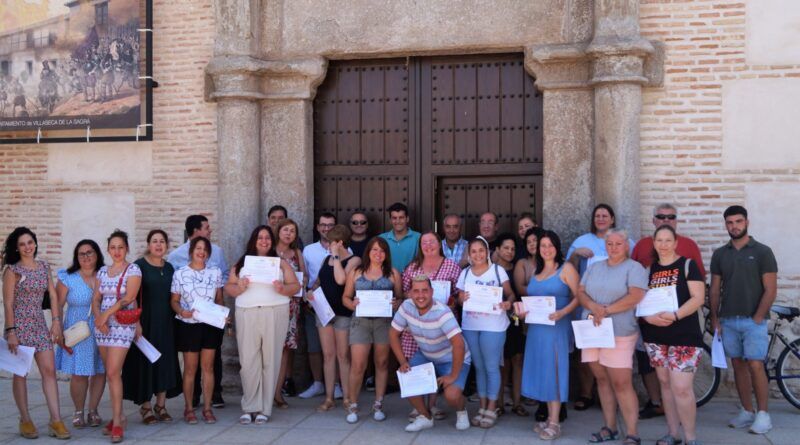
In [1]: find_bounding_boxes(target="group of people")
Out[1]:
[1,202,778,445]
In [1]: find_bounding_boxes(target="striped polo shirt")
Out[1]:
[391,299,471,365]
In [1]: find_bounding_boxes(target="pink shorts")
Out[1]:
[581,333,638,369]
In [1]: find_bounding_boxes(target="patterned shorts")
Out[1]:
[644,342,702,373]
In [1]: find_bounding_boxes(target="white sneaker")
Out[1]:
[334,383,343,399]
[372,400,386,421]
[455,410,470,431]
[405,415,434,432]
[346,403,359,424]
[298,381,325,399]
[749,411,772,434]
[728,408,755,428]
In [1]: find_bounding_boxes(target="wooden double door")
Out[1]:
[313,54,543,239]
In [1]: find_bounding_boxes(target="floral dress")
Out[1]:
[9,260,52,352]
[93,264,142,348]
[283,255,301,350]
[55,269,104,375]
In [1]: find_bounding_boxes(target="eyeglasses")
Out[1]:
[78,251,96,258]
[350,220,368,226]
[654,214,677,220]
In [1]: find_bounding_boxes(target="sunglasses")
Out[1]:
[350,220,368,226]
[654,214,677,220]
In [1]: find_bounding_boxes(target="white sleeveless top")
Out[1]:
[235,271,290,308]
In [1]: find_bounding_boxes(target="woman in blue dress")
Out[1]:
[55,240,106,429]
[517,230,580,440]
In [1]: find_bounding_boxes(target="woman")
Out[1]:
[514,213,537,262]
[273,218,307,409]
[513,228,542,297]
[2,227,70,440]
[342,237,402,423]
[170,237,224,425]
[515,230,580,440]
[307,224,361,411]
[224,226,300,425]
[55,240,106,429]
[93,230,142,443]
[122,230,182,424]
[577,228,648,445]
[641,225,705,445]
[400,231,460,420]
[457,237,515,429]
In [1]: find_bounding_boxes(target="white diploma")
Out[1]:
[431,280,451,305]
[397,362,439,398]
[355,290,393,317]
[0,338,35,377]
[191,298,230,329]
[635,286,679,317]
[310,287,336,327]
[463,283,503,315]
[571,318,616,349]
[587,255,608,268]
[522,296,556,325]
[240,256,281,284]
[294,272,304,297]
[134,336,162,363]
[711,329,728,369]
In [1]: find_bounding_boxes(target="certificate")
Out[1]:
[571,318,615,349]
[431,280,451,305]
[522,296,556,326]
[294,272,304,297]
[310,287,335,327]
[463,283,502,315]
[240,255,281,284]
[355,290,393,318]
[397,362,439,398]
[191,298,230,329]
[635,286,679,317]
[134,336,162,363]
[711,329,727,369]
[0,338,35,377]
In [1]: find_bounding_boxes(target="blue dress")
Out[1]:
[55,269,105,376]
[521,267,571,402]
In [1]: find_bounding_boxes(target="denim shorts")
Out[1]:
[409,350,471,391]
[721,317,768,361]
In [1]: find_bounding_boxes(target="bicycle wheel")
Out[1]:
[695,342,721,407]
[776,338,800,409]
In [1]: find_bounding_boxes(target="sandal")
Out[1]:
[479,409,497,428]
[589,426,619,443]
[539,422,561,440]
[254,413,269,425]
[534,421,547,434]
[574,396,595,411]
[495,406,505,417]
[153,405,173,423]
[184,409,198,425]
[273,397,289,409]
[202,409,217,424]
[110,425,124,443]
[656,435,679,445]
[102,421,114,436]
[139,406,158,425]
[317,399,335,412]
[470,408,485,426]
[622,435,641,445]
[87,410,102,427]
[72,410,86,428]
[512,404,529,417]
[238,413,253,425]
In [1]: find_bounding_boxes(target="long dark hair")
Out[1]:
[359,236,393,278]
[523,227,545,260]
[535,230,565,274]
[410,231,444,269]
[67,239,105,274]
[590,203,616,234]
[235,225,276,275]
[2,227,38,267]
[650,225,678,264]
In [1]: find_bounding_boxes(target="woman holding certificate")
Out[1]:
[640,225,705,445]
[342,237,402,423]
[515,230,580,440]
[170,237,224,425]
[577,228,648,445]
[456,237,515,429]
[224,225,301,425]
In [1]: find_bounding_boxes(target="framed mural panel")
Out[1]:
[0,0,153,143]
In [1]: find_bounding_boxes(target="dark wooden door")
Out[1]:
[314,54,543,238]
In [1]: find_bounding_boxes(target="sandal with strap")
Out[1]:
[470,408,485,427]
[656,435,680,445]
[139,406,158,425]
[622,435,642,445]
[589,426,619,443]
[110,425,124,443]
[87,410,102,427]
[479,409,497,428]
[512,404,529,417]
[317,399,335,412]
[539,422,561,440]
[239,413,253,425]
[72,410,86,428]
[254,413,269,425]
[534,421,547,434]
[102,421,114,436]
[184,409,198,425]
[153,405,173,423]
[202,409,217,424]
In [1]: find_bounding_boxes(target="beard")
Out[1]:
[728,226,748,240]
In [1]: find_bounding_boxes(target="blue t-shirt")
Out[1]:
[380,229,421,272]
[567,232,635,276]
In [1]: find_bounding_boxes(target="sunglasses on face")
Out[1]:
[655,214,677,220]
[350,220,368,226]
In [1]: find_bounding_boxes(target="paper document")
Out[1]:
[135,336,162,363]
[572,318,615,349]
[636,286,679,317]
[0,338,35,377]
[191,298,230,329]
[522,296,556,325]
[431,280,451,305]
[355,290,393,317]
[711,329,727,369]
[463,283,503,315]
[294,272,304,297]
[240,256,281,284]
[397,362,439,398]
[310,287,335,327]
[587,255,608,269]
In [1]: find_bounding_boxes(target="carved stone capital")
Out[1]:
[524,43,591,91]
[586,36,654,86]
[205,55,328,102]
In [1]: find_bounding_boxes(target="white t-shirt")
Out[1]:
[456,264,510,332]
[171,265,223,324]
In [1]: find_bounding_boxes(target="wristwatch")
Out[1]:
[332,255,340,260]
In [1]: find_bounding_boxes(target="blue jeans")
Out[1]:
[462,330,506,400]
[721,316,768,361]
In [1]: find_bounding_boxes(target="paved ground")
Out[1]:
[0,378,796,445]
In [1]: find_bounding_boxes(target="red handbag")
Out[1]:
[114,264,142,325]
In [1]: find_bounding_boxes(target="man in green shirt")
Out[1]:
[380,202,421,272]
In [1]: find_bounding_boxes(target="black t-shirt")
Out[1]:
[349,238,369,261]
[640,257,704,347]
[318,255,355,317]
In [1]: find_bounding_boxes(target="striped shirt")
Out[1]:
[391,299,471,365]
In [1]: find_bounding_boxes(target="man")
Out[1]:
[709,205,777,434]
[478,212,500,251]
[390,275,471,432]
[380,202,421,272]
[441,214,468,268]
[631,203,706,419]
[267,204,304,250]
[168,214,229,408]
[349,211,370,259]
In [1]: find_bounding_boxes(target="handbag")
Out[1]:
[63,305,92,348]
[114,264,142,325]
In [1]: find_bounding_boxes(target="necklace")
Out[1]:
[146,255,165,276]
